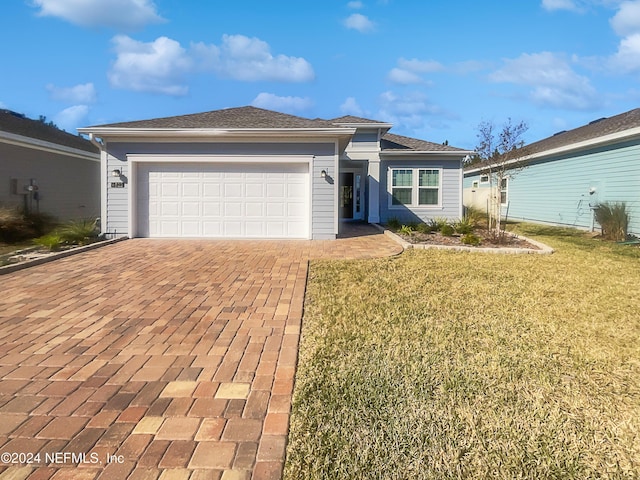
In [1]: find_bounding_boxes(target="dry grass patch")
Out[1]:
[285,225,640,479]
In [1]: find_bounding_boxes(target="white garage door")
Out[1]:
[136,162,309,238]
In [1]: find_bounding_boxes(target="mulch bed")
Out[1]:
[397,230,541,250]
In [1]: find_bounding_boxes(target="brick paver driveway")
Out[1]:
[0,227,401,480]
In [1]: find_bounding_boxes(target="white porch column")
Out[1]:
[368,158,381,223]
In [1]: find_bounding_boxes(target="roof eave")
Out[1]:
[464,126,640,175]
[0,130,100,161]
[77,127,356,138]
[381,149,474,156]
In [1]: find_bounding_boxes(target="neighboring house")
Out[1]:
[464,108,640,236]
[0,109,100,221]
[79,106,472,239]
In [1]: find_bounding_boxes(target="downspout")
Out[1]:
[88,134,108,237]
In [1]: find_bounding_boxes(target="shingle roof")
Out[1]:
[87,106,469,152]
[330,115,390,125]
[524,108,640,156]
[381,132,468,152]
[0,110,98,153]
[93,106,336,129]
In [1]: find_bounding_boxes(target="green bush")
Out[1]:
[387,217,401,230]
[464,205,486,227]
[58,218,99,245]
[399,224,415,236]
[461,233,481,246]
[34,233,64,252]
[440,224,455,236]
[454,217,474,235]
[415,222,431,234]
[0,207,55,243]
[594,202,629,241]
[434,216,450,230]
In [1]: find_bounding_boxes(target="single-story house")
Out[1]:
[0,110,100,221]
[78,106,472,239]
[464,107,640,236]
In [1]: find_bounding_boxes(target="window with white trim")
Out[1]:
[480,174,489,184]
[500,177,508,205]
[389,167,441,207]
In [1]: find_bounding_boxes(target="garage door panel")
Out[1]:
[138,162,309,238]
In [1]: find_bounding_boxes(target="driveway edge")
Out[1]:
[0,237,129,275]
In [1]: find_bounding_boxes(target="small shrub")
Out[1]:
[454,217,474,235]
[0,207,54,243]
[399,224,415,236]
[594,202,629,241]
[387,217,401,230]
[461,233,481,246]
[415,222,431,234]
[463,205,486,227]
[34,233,64,252]
[440,224,455,236]
[58,218,99,245]
[434,217,449,230]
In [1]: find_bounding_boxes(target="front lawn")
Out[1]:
[285,224,640,479]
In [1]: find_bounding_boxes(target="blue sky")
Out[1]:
[2,0,640,149]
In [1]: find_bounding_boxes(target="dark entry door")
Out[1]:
[340,172,354,219]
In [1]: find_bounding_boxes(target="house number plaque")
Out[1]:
[110,182,125,188]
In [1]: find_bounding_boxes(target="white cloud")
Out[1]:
[387,58,443,85]
[108,33,315,95]
[377,90,443,129]
[344,13,375,32]
[46,83,97,104]
[340,97,365,116]
[31,0,165,30]
[490,52,601,110]
[194,34,314,82]
[53,105,90,132]
[347,1,364,8]
[251,93,313,113]
[108,35,192,95]
[541,0,583,11]
[610,32,640,71]
[387,68,422,84]
[610,1,640,36]
[397,58,444,73]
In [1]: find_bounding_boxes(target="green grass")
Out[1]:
[285,224,640,479]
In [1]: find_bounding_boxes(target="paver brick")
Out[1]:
[0,228,400,479]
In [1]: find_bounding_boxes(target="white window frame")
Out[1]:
[472,180,479,188]
[500,177,509,205]
[388,167,442,209]
[479,174,489,184]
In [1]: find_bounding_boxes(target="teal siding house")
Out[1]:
[463,108,640,236]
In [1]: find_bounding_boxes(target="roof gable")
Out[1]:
[93,106,335,129]
[0,110,98,153]
[330,115,389,125]
[381,132,467,152]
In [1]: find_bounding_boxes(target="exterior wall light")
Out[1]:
[111,169,122,177]
[321,170,327,178]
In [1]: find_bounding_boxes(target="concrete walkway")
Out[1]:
[0,227,401,480]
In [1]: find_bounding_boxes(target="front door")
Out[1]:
[340,172,354,219]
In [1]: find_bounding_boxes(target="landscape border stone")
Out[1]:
[0,237,128,275]
[374,224,554,255]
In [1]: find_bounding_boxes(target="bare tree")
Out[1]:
[475,118,529,241]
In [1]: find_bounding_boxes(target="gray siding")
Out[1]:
[349,131,379,151]
[380,157,462,224]
[463,140,640,235]
[0,142,99,221]
[104,141,336,239]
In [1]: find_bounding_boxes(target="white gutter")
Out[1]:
[0,130,100,161]
[464,126,640,175]
[87,132,104,151]
[77,127,357,138]
[380,150,475,157]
